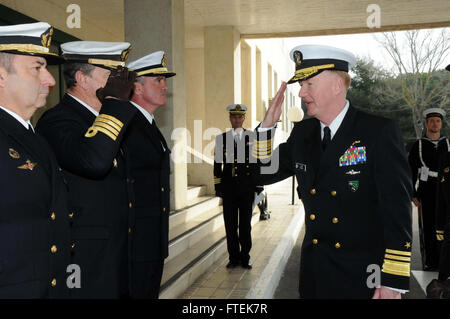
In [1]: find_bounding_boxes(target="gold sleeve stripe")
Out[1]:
[253,148,272,153]
[385,254,411,262]
[254,145,272,151]
[93,121,120,137]
[437,234,444,241]
[96,116,122,132]
[98,114,124,128]
[381,260,410,277]
[385,249,411,257]
[85,114,124,141]
[252,149,272,155]
[252,148,271,153]
[255,144,272,149]
[252,150,271,157]
[85,126,117,141]
[255,139,272,145]
[253,154,272,159]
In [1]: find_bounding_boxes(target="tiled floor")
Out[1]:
[179,178,302,299]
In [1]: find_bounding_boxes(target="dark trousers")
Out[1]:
[222,190,254,264]
[420,191,441,269]
[130,260,164,299]
[438,223,450,281]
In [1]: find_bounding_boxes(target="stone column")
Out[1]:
[124,0,187,209]
[204,26,242,132]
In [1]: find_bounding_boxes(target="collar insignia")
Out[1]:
[9,148,20,159]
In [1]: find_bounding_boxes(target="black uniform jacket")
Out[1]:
[254,105,413,297]
[213,129,258,194]
[36,94,137,298]
[122,110,170,265]
[0,108,71,298]
[408,137,450,228]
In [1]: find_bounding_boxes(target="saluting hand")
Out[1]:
[261,82,287,128]
[96,66,137,102]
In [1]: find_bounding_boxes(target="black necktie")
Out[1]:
[152,119,168,151]
[322,126,331,150]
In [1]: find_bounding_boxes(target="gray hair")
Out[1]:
[0,52,16,74]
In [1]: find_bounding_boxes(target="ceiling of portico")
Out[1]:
[185,0,450,48]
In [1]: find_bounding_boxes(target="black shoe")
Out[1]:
[260,211,270,220]
[226,261,239,269]
[442,280,450,299]
[426,279,450,299]
[241,262,252,269]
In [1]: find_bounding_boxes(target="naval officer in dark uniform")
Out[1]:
[408,107,449,271]
[253,44,413,299]
[214,104,257,269]
[0,22,71,298]
[36,41,138,298]
[126,51,175,298]
[423,65,450,299]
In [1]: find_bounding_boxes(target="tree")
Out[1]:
[374,29,450,139]
[348,57,417,146]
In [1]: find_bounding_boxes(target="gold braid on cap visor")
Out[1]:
[135,67,170,76]
[0,43,58,56]
[291,63,335,81]
[88,58,125,68]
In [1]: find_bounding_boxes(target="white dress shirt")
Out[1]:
[129,101,165,151]
[68,93,99,116]
[0,105,34,131]
[320,100,349,140]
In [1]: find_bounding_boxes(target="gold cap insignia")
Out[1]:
[293,50,303,68]
[9,148,20,159]
[18,159,37,171]
[121,46,132,62]
[41,27,54,48]
[235,105,242,111]
[161,54,167,68]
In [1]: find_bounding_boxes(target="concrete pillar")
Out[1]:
[241,41,252,126]
[185,47,210,190]
[202,26,242,193]
[124,0,187,210]
[204,26,242,132]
